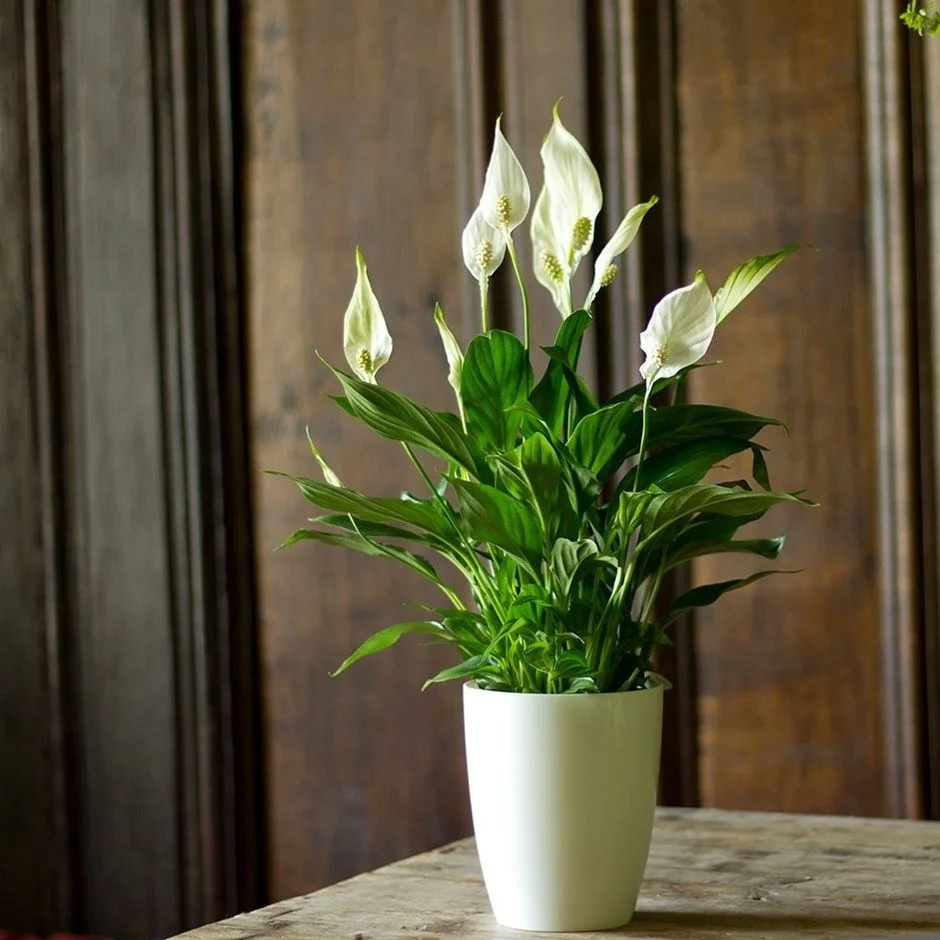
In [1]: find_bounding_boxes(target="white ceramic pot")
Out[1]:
[463,680,665,932]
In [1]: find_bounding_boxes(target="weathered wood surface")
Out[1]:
[676,0,910,817]
[171,807,940,939]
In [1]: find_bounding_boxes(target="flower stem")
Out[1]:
[480,277,489,333]
[632,380,655,493]
[506,236,530,350]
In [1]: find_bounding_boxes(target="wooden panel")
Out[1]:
[925,17,940,820]
[244,0,475,901]
[0,0,65,928]
[59,1,184,933]
[862,0,924,818]
[172,808,940,940]
[677,1,900,816]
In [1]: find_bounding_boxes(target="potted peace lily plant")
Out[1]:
[277,106,811,932]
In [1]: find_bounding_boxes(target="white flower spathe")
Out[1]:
[639,276,717,386]
[434,303,464,395]
[461,205,507,282]
[584,196,659,309]
[531,184,573,318]
[540,104,602,274]
[480,117,531,234]
[343,247,392,384]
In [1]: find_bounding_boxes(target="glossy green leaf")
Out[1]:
[662,535,786,571]
[515,432,567,535]
[622,437,759,492]
[566,399,638,482]
[450,478,544,571]
[529,310,593,436]
[280,526,449,585]
[329,365,480,472]
[332,621,447,676]
[668,569,796,618]
[421,653,493,690]
[279,473,451,538]
[461,330,534,452]
[640,484,814,548]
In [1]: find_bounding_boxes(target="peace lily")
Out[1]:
[279,104,810,699]
[584,196,659,310]
[480,117,531,234]
[639,275,717,386]
[462,206,507,332]
[539,103,602,273]
[343,248,392,384]
[531,184,573,318]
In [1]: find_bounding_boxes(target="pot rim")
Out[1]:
[463,673,672,697]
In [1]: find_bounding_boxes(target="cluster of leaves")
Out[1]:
[280,300,811,694]
[902,0,940,36]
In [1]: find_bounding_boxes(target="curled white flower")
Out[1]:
[540,103,602,274]
[480,116,531,234]
[305,427,342,487]
[530,184,572,318]
[584,196,659,309]
[639,275,717,386]
[342,248,392,383]
[461,205,507,282]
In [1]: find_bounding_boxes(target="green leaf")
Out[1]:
[279,474,451,538]
[549,537,599,597]
[639,484,814,548]
[529,310,593,436]
[566,399,638,483]
[662,535,786,571]
[645,404,786,451]
[421,653,493,690]
[570,403,784,486]
[328,365,480,472]
[515,432,567,535]
[332,621,447,676]
[622,437,759,492]
[714,246,800,324]
[461,330,534,452]
[314,514,435,545]
[450,478,544,572]
[280,526,450,586]
[550,650,592,679]
[566,676,599,693]
[552,308,593,367]
[668,569,797,617]
[752,447,771,490]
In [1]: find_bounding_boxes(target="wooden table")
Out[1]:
[172,807,940,938]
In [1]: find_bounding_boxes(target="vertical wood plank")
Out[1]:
[862,0,924,819]
[922,28,940,818]
[676,0,894,816]
[244,0,475,900]
[0,0,65,928]
[59,1,182,933]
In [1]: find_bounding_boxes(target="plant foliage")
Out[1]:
[276,106,814,694]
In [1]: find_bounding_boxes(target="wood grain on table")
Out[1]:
[171,807,940,939]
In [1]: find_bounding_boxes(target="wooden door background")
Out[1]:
[2,1,938,937]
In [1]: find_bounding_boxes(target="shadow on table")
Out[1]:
[632,909,940,936]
